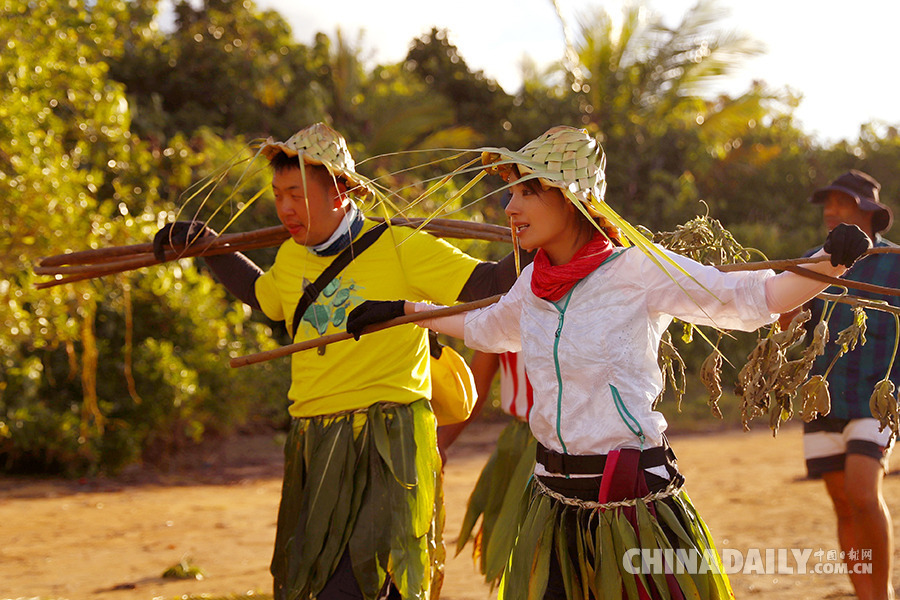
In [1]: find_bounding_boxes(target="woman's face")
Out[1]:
[504,173,587,264]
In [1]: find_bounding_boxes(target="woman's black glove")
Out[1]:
[153,220,215,261]
[823,223,872,267]
[346,300,406,340]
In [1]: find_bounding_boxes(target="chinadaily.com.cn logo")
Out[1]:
[622,548,873,576]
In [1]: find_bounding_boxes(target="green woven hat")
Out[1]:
[259,122,373,197]
[481,126,607,208]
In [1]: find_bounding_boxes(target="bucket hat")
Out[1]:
[809,169,892,233]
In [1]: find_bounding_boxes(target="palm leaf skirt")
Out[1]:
[456,418,536,587]
[498,477,735,600]
[271,399,443,600]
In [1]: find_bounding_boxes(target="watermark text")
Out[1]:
[622,548,873,576]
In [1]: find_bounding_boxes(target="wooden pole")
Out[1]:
[34,218,512,286]
[37,225,289,267]
[714,246,900,272]
[229,294,502,368]
[783,265,900,297]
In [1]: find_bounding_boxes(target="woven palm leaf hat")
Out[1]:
[481,126,608,215]
[481,126,670,252]
[259,122,375,198]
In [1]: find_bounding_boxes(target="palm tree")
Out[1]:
[560,0,777,228]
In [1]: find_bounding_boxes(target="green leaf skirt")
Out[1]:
[271,398,444,600]
[497,474,736,600]
[456,418,536,587]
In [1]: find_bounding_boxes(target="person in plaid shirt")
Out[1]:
[801,170,898,600]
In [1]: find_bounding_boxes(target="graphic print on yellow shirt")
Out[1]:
[300,276,364,335]
[254,221,480,418]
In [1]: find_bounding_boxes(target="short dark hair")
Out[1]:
[267,150,314,174]
[509,164,544,195]
[267,150,348,191]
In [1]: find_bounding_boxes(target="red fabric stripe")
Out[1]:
[523,371,534,419]
[506,352,519,418]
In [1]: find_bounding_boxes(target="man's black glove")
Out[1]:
[823,223,872,267]
[153,220,215,261]
[346,300,406,340]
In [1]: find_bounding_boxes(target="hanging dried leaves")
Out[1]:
[807,320,829,358]
[736,310,816,434]
[650,214,755,414]
[738,301,895,435]
[798,375,831,422]
[651,213,756,266]
[870,379,900,435]
[699,349,724,419]
[647,216,898,436]
[655,330,686,411]
[833,306,867,355]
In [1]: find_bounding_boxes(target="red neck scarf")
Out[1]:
[530,230,614,301]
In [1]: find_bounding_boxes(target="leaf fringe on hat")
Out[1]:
[251,124,495,237]
[479,126,722,308]
[169,124,723,321]
[171,122,419,237]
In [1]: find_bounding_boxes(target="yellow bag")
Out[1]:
[429,343,477,427]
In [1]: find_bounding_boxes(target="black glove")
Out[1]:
[346,300,405,340]
[823,223,872,267]
[153,220,214,261]
[428,329,444,359]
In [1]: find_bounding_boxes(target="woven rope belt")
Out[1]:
[533,476,683,510]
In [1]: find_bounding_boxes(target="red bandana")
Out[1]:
[530,230,614,301]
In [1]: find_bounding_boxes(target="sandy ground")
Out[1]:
[2,420,899,600]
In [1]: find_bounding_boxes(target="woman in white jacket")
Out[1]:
[347,126,871,600]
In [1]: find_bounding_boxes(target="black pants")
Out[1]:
[316,550,402,600]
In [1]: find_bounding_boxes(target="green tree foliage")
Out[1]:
[693,106,824,259]
[562,0,776,232]
[107,0,330,140]
[0,0,137,427]
[0,0,287,475]
[405,28,517,147]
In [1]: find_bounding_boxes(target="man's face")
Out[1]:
[822,190,874,238]
[272,166,347,246]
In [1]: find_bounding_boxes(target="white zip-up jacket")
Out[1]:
[463,245,777,471]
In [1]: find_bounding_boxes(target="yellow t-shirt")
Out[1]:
[255,221,480,417]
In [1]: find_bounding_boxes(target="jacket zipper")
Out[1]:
[552,288,575,454]
[547,251,626,456]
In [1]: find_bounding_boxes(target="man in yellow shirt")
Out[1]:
[154,123,521,600]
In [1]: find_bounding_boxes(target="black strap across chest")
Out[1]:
[290,222,388,337]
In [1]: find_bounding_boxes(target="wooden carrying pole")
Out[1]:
[34,218,512,289]
[229,294,502,368]
[36,225,289,268]
[714,246,900,272]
